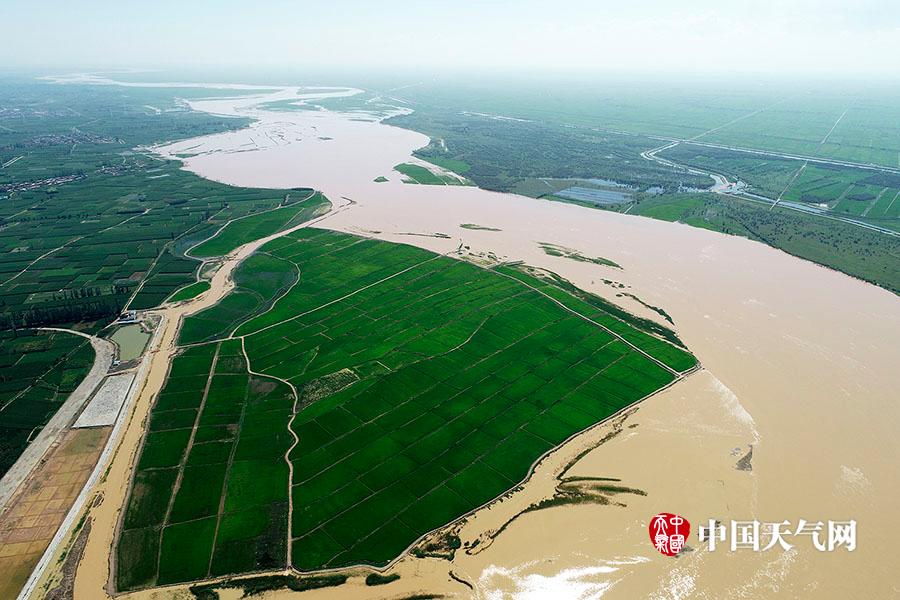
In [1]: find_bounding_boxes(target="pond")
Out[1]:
[109,324,150,362]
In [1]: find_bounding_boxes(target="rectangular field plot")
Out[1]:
[116,341,295,591]
[118,228,696,589]
[0,329,95,478]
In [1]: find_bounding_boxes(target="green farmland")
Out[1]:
[394,163,466,185]
[0,329,95,477]
[118,228,696,589]
[189,191,328,258]
[388,78,900,170]
[0,79,328,331]
[659,143,900,220]
[166,281,210,304]
[116,340,294,589]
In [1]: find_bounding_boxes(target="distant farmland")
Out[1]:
[117,228,696,589]
[659,143,900,219]
[0,81,333,332]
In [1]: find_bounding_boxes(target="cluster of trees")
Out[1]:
[1,298,124,331]
[0,285,132,331]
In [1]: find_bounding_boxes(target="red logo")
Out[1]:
[650,513,690,556]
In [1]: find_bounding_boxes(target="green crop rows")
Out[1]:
[189,191,328,258]
[0,79,328,331]
[119,228,695,589]
[166,281,211,304]
[116,339,294,590]
[0,329,95,477]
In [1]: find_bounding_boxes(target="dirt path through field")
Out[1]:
[24,200,350,600]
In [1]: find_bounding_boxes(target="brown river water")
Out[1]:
[41,83,900,600]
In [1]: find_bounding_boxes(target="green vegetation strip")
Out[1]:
[118,228,695,589]
[394,163,464,186]
[190,191,328,258]
[167,281,211,304]
[460,223,501,232]
[366,572,401,586]
[0,329,95,477]
[539,243,621,268]
[189,574,347,599]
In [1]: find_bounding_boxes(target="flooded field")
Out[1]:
[555,186,632,205]
[50,83,900,599]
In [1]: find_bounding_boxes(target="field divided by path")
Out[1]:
[189,191,327,259]
[117,228,696,589]
[116,340,294,590]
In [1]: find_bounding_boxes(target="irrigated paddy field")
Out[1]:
[116,227,696,590]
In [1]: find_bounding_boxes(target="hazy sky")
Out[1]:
[5,0,900,76]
